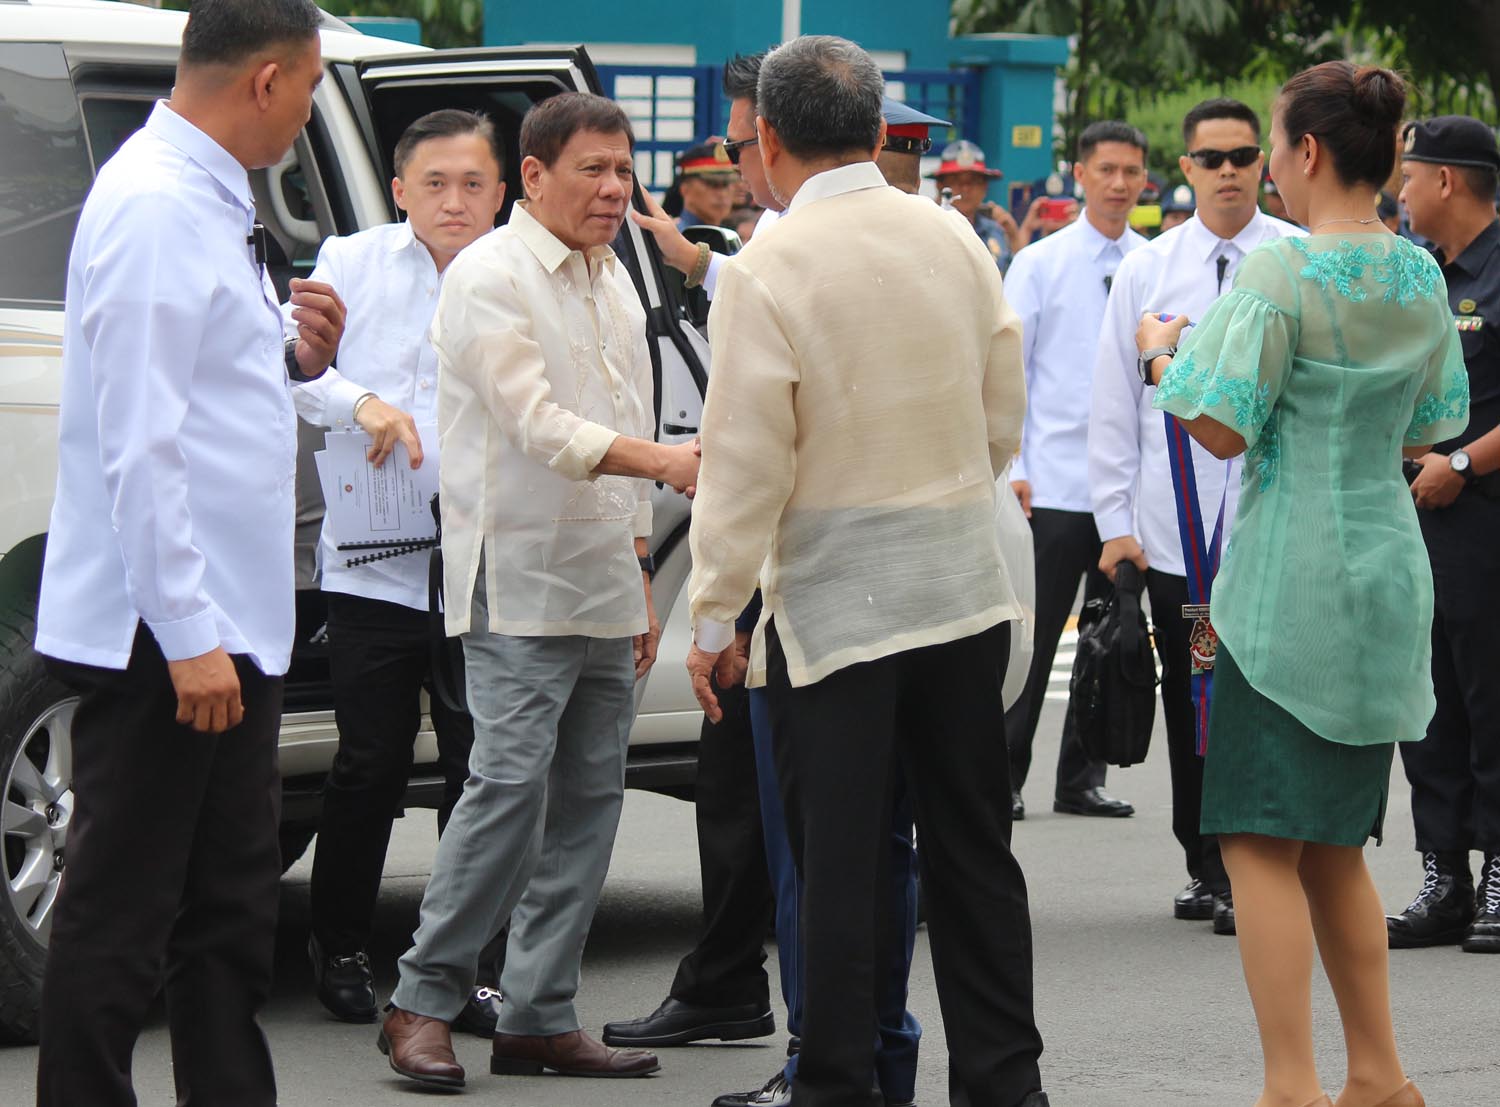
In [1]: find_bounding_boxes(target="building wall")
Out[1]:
[480,0,1068,199]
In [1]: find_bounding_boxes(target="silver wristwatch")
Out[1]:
[1137,345,1176,385]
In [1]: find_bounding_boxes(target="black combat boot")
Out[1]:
[1462,853,1500,953]
[1386,850,1473,948]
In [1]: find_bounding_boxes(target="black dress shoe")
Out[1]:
[1053,786,1134,817]
[1012,792,1025,821]
[308,934,377,1023]
[1462,852,1500,953]
[712,1069,791,1106]
[603,996,774,1047]
[1212,891,1236,936]
[452,984,503,1037]
[1174,879,1215,920]
[1388,851,1473,948]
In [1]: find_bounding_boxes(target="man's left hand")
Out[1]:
[687,643,726,723]
[289,278,347,378]
[1410,452,1464,510]
[634,576,661,680]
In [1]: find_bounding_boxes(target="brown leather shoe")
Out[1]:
[490,1028,660,1078]
[1369,1081,1425,1107]
[378,1006,465,1089]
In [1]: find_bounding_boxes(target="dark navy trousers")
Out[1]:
[748,688,921,1103]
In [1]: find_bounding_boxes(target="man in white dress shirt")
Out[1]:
[290,110,504,1025]
[1089,98,1304,933]
[686,36,1048,1107]
[32,3,345,1103]
[378,92,701,1089]
[1003,120,1149,823]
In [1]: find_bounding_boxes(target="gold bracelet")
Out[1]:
[685,242,712,289]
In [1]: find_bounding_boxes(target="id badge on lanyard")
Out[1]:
[1164,413,1230,754]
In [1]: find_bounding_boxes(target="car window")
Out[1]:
[357,76,569,228]
[0,43,94,305]
[78,94,153,170]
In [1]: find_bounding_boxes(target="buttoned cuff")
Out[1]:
[702,252,727,300]
[146,608,221,662]
[324,377,374,430]
[634,499,653,539]
[1093,507,1136,544]
[1011,455,1028,484]
[693,618,735,654]
[549,422,620,482]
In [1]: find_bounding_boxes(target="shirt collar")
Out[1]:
[1442,218,1500,276]
[786,161,888,216]
[1072,209,1128,260]
[388,219,419,254]
[510,201,617,276]
[145,101,254,218]
[1183,211,1266,264]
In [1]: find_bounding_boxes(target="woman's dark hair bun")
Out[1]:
[1281,60,1407,189]
[1351,65,1406,131]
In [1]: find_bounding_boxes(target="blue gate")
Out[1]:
[596,64,982,192]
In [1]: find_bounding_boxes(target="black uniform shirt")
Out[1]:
[1434,218,1500,455]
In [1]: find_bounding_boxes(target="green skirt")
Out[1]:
[1201,646,1394,847]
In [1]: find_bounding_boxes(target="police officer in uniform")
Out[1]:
[1389,116,1500,954]
[929,139,1019,270]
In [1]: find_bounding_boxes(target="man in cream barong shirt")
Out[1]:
[685,36,1050,1107]
[378,93,699,1090]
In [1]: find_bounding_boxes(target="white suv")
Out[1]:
[0,0,713,1041]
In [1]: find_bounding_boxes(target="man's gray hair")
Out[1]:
[757,36,885,160]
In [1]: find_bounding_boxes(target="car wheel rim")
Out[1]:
[3,698,77,950]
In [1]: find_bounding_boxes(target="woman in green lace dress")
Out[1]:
[1136,63,1468,1107]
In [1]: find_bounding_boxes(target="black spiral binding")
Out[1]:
[339,539,436,568]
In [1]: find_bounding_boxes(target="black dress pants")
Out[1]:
[37,625,282,1107]
[1403,494,1500,853]
[669,681,774,1010]
[1145,569,1227,891]
[1003,507,1109,797]
[309,591,475,955]
[768,621,1043,1107]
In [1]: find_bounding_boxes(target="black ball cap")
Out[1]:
[1402,115,1500,171]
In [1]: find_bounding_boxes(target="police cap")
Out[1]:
[1402,116,1500,172]
[881,97,950,156]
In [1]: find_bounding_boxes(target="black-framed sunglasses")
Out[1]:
[723,135,759,165]
[1187,145,1262,170]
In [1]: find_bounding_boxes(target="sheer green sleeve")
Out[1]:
[1152,245,1300,456]
[1404,321,1470,446]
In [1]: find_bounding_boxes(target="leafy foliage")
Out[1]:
[955,0,1497,170]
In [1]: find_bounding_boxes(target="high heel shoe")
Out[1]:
[1370,1081,1424,1107]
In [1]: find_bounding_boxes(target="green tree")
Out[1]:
[953,0,1240,156]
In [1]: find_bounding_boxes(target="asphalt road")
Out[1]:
[2,651,1496,1105]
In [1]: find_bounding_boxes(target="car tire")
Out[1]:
[0,601,74,1044]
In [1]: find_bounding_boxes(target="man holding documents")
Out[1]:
[290,109,505,1024]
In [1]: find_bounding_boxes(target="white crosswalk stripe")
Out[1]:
[1044,626,1078,702]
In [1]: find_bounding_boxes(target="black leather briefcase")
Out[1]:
[1070,562,1158,768]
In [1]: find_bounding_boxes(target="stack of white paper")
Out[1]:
[313,425,440,548]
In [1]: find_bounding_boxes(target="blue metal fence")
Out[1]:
[596,63,982,192]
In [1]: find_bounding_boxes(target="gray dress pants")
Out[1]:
[391,582,636,1035]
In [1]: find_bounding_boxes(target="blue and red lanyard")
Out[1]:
[1164,415,1230,754]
